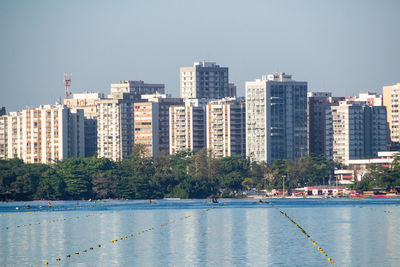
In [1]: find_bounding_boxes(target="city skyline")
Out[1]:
[1,0,400,112]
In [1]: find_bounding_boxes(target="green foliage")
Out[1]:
[4,147,398,201]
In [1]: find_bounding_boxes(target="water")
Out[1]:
[1,198,399,266]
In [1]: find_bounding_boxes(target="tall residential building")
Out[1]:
[307,92,344,155]
[206,98,246,158]
[141,94,183,154]
[0,116,6,157]
[169,100,207,154]
[347,92,383,106]
[383,83,400,143]
[246,73,308,163]
[134,102,159,159]
[110,80,165,101]
[0,107,5,116]
[97,98,134,161]
[64,92,105,157]
[0,105,84,164]
[180,61,231,99]
[325,101,387,163]
[0,112,23,159]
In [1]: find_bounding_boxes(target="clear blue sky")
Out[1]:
[1,0,399,112]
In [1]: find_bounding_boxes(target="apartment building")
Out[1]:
[141,94,183,154]
[64,92,104,157]
[347,92,383,106]
[110,80,165,101]
[180,61,231,99]
[0,105,84,164]
[0,112,23,159]
[169,100,207,154]
[133,102,159,159]
[383,83,400,143]
[246,73,308,163]
[97,98,134,161]
[307,92,344,155]
[325,101,387,163]
[206,98,245,158]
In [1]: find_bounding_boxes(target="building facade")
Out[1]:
[383,83,400,143]
[97,98,134,161]
[246,73,308,163]
[180,61,231,99]
[347,92,383,106]
[169,101,207,154]
[325,101,387,162]
[141,94,183,154]
[0,105,84,164]
[64,92,104,157]
[134,102,159,159]
[307,92,344,155]
[110,80,165,101]
[206,98,246,158]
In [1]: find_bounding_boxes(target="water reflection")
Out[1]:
[0,199,399,266]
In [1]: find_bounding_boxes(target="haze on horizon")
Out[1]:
[0,0,399,112]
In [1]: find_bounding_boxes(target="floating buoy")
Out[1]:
[90,247,94,250]
[83,249,87,252]
[66,254,71,257]
[56,258,61,261]
[44,261,48,265]
[75,252,79,255]
[97,244,101,247]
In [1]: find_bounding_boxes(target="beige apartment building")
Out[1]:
[0,105,84,164]
[206,98,245,158]
[169,99,208,154]
[141,94,183,154]
[383,83,400,143]
[134,102,159,159]
[64,92,104,157]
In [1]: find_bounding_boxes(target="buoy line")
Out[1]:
[264,200,335,265]
[40,205,221,265]
[0,212,113,231]
[0,203,118,218]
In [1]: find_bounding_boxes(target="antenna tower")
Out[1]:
[64,73,72,99]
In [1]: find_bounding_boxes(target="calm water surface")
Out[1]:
[0,198,399,266]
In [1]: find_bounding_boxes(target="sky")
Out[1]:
[0,0,399,112]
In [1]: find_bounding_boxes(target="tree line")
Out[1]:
[0,145,340,201]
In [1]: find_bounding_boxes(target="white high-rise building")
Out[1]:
[0,105,84,164]
[97,98,134,161]
[206,98,246,158]
[180,61,231,99]
[0,112,23,160]
[246,73,308,163]
[169,100,207,154]
[325,101,387,163]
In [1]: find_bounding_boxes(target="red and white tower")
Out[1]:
[64,73,72,99]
